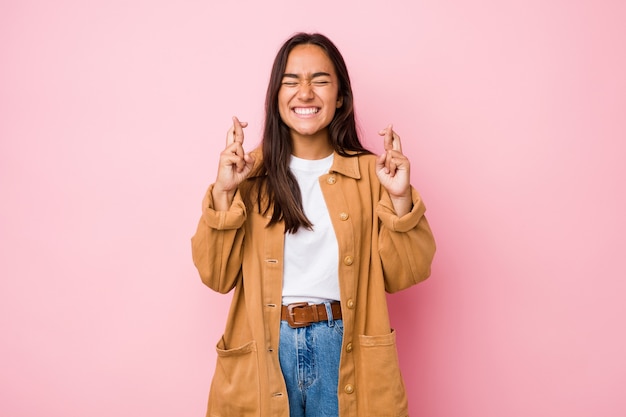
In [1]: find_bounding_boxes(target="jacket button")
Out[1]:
[344,384,354,394]
[326,176,336,185]
[346,299,355,309]
[339,212,349,221]
[346,342,353,353]
[343,255,353,265]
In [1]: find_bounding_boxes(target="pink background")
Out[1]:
[1,1,625,416]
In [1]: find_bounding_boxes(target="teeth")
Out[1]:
[294,107,318,115]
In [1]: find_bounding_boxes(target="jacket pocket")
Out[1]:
[208,338,260,417]
[358,330,409,416]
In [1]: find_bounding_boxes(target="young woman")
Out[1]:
[191,32,436,417]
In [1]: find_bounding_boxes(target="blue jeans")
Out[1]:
[279,303,343,417]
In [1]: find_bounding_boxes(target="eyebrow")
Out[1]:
[282,72,331,79]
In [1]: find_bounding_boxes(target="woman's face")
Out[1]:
[278,44,343,144]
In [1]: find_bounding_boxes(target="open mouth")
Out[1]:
[293,107,319,115]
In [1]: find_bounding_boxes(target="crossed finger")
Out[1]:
[226,116,248,146]
[379,124,404,175]
[381,124,402,153]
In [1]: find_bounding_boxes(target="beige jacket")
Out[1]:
[191,150,436,417]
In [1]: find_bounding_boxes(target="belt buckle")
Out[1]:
[286,302,309,328]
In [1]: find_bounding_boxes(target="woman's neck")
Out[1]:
[290,131,334,160]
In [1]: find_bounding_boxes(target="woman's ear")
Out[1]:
[336,96,344,108]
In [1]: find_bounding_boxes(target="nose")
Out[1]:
[297,82,314,100]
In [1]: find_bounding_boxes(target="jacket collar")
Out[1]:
[247,148,362,180]
[329,152,361,179]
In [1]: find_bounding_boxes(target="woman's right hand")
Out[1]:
[212,116,255,210]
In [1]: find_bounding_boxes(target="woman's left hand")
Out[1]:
[376,124,413,216]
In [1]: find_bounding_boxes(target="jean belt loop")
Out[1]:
[324,301,335,327]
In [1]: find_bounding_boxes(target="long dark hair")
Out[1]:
[245,32,370,233]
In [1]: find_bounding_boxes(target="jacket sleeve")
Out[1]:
[376,187,436,293]
[191,184,247,294]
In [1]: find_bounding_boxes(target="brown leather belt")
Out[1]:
[281,302,342,328]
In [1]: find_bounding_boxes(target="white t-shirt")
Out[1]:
[282,153,340,305]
